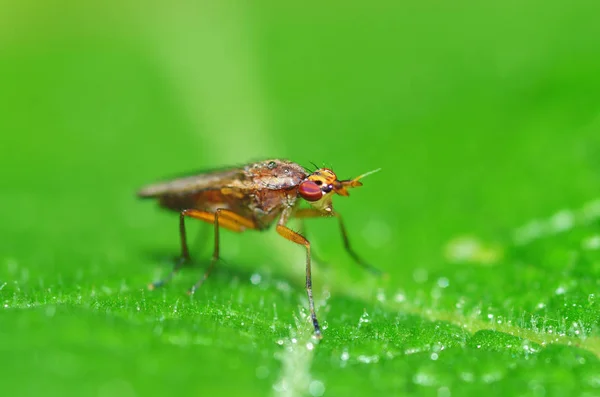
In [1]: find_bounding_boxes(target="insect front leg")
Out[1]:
[294,208,383,276]
[276,208,322,338]
[296,218,329,268]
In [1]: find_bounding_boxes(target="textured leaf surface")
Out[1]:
[2,2,600,396]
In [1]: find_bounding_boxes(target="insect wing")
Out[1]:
[137,167,246,198]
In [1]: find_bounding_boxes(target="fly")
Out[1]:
[137,159,381,338]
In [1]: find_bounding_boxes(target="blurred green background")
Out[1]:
[2,1,600,396]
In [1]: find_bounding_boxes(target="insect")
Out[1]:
[137,159,380,338]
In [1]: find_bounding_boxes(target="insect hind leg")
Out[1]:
[148,210,195,290]
[184,208,257,295]
[148,208,255,292]
[148,256,189,290]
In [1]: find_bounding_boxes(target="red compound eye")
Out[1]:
[298,180,323,202]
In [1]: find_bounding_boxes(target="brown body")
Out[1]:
[138,159,380,338]
[139,160,307,230]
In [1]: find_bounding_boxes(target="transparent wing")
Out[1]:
[137,167,246,198]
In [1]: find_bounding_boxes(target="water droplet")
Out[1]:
[394,291,406,302]
[514,220,545,245]
[308,380,325,397]
[358,310,370,327]
[482,370,503,383]
[550,210,574,233]
[357,355,379,364]
[404,347,423,355]
[272,380,288,393]
[460,372,474,382]
[582,235,600,250]
[275,280,292,294]
[455,298,465,310]
[437,277,449,288]
[250,273,262,285]
[413,371,436,386]
[339,350,350,368]
[430,352,439,360]
[445,237,479,261]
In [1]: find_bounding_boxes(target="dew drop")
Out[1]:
[437,277,450,288]
[550,210,574,233]
[413,371,436,386]
[358,310,370,327]
[460,372,474,382]
[250,273,262,285]
[357,355,379,364]
[394,291,406,303]
[308,380,325,397]
[582,235,600,250]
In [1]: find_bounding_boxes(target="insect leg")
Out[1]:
[148,210,195,290]
[149,209,253,291]
[294,209,382,275]
[296,218,329,267]
[187,209,258,294]
[276,219,322,338]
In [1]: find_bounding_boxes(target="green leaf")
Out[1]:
[2,1,600,396]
